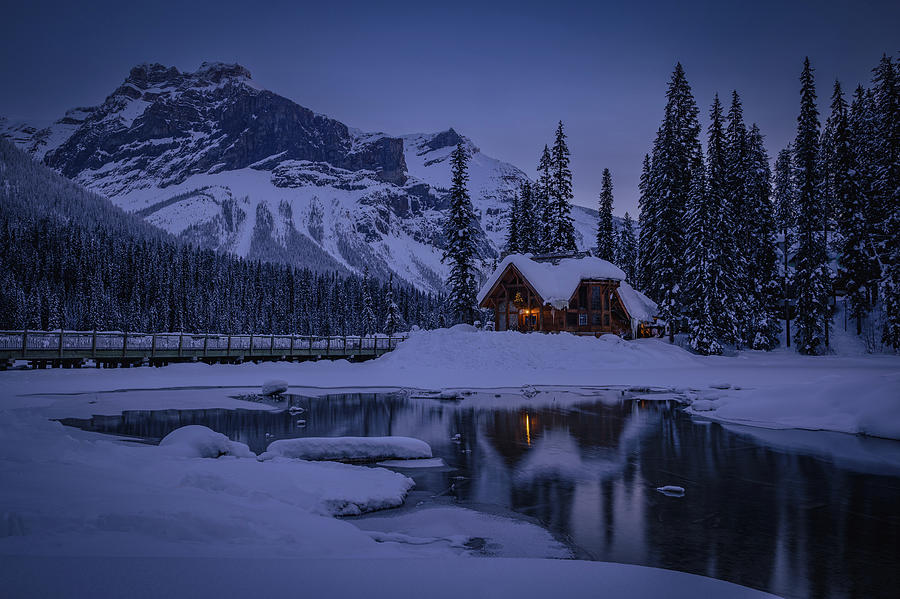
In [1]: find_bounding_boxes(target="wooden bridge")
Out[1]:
[0,330,405,370]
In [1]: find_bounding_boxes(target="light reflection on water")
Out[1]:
[61,389,900,599]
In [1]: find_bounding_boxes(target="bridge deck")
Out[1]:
[0,330,404,369]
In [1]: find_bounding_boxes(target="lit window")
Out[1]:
[578,313,587,326]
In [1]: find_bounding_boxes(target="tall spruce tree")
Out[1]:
[793,57,830,354]
[746,124,782,349]
[724,90,753,345]
[618,212,638,283]
[684,95,737,353]
[596,168,615,261]
[442,142,478,324]
[361,266,376,335]
[829,81,877,335]
[548,121,577,252]
[871,55,900,348]
[518,181,536,253]
[637,153,653,290]
[774,145,796,346]
[383,273,406,336]
[535,145,554,253]
[505,190,521,254]
[641,63,703,341]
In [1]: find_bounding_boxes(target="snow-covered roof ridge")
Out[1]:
[477,253,657,321]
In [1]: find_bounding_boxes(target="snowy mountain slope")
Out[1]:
[2,62,602,292]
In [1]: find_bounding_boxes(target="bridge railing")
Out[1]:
[0,330,407,360]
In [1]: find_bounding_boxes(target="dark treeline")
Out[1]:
[0,139,445,335]
[637,55,899,354]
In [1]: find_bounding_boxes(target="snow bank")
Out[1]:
[258,436,432,462]
[158,425,254,458]
[261,379,288,396]
[685,370,900,440]
[356,506,570,558]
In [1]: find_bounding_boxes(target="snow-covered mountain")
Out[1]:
[2,62,599,292]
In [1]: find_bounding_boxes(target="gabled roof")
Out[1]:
[477,253,657,322]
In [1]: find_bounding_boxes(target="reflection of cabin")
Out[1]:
[477,253,658,338]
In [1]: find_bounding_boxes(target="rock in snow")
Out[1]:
[159,425,255,458]
[261,379,289,396]
[258,436,432,462]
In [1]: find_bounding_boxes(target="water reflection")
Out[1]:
[61,390,900,599]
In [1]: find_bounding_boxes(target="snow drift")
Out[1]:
[258,436,433,462]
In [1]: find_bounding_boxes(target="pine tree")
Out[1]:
[534,145,553,253]
[641,63,703,341]
[442,143,478,324]
[518,181,536,253]
[828,81,877,336]
[595,168,615,261]
[774,145,796,346]
[548,121,577,252]
[684,95,737,353]
[745,124,782,349]
[361,266,376,335]
[637,153,653,290]
[618,212,638,283]
[793,57,830,354]
[871,55,900,348]
[724,91,753,345]
[505,190,521,254]
[383,273,406,336]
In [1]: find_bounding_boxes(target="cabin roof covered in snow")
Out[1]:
[477,253,657,321]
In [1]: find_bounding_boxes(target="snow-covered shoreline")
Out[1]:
[1,326,896,598]
[5,326,899,439]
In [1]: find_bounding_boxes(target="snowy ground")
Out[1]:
[2,326,897,597]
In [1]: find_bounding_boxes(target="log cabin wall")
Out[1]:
[483,267,632,336]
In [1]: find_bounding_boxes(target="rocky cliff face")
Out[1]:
[3,62,599,293]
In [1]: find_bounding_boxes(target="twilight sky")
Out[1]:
[2,0,898,216]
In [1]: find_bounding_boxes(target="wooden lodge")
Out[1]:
[477,252,658,338]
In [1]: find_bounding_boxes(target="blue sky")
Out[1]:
[2,0,898,215]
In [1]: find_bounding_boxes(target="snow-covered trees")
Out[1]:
[792,57,831,355]
[683,95,736,354]
[545,121,577,253]
[504,190,521,254]
[0,139,446,335]
[773,145,796,346]
[442,143,478,325]
[518,181,537,253]
[595,168,615,261]
[383,274,406,336]
[639,63,703,341]
[617,212,638,283]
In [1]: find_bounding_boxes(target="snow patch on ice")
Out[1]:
[258,436,432,462]
[158,425,255,459]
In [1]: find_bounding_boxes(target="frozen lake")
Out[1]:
[61,388,900,599]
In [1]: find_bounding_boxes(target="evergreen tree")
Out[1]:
[547,121,577,252]
[637,153,653,290]
[640,63,703,341]
[724,91,753,345]
[595,168,615,261]
[746,124,782,349]
[828,81,878,335]
[361,266,376,335]
[793,57,830,354]
[534,145,553,253]
[441,143,478,324]
[518,181,536,253]
[684,95,737,353]
[505,190,521,254]
[383,273,406,336]
[871,55,900,348]
[618,212,638,283]
[774,145,796,346]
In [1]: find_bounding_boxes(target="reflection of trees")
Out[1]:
[64,392,900,598]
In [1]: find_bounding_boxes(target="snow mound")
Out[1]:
[158,425,255,458]
[377,327,697,379]
[261,379,289,396]
[656,485,685,497]
[258,436,432,462]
